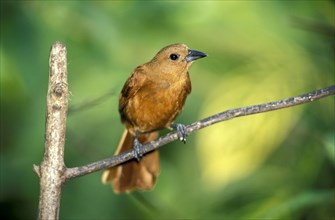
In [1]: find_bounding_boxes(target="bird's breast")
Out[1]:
[125,78,191,133]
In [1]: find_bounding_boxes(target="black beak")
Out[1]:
[184,49,207,62]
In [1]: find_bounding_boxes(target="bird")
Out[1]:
[102,43,207,193]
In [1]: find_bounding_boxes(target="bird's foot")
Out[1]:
[133,133,143,161]
[172,123,188,143]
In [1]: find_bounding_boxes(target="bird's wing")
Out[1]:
[119,65,147,112]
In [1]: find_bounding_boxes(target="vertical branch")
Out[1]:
[33,42,68,220]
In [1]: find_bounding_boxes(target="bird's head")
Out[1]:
[148,43,207,76]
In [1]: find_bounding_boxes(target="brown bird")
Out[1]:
[102,43,207,193]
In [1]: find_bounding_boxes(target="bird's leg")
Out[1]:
[133,130,143,161]
[171,123,188,143]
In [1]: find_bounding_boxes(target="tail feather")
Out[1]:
[102,129,160,194]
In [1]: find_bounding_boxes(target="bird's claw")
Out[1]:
[174,123,188,143]
[133,137,143,161]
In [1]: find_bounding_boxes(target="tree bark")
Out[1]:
[34,42,68,220]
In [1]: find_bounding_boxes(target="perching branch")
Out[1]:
[65,85,335,180]
[33,42,68,220]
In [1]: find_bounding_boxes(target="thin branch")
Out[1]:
[291,16,335,39]
[65,85,335,180]
[68,89,115,115]
[33,42,68,220]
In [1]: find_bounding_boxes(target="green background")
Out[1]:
[1,1,334,219]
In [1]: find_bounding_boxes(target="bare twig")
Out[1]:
[33,42,68,220]
[68,89,115,115]
[291,16,335,38]
[65,85,335,180]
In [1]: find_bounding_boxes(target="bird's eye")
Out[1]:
[169,53,179,61]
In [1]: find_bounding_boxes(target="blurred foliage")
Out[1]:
[1,1,334,220]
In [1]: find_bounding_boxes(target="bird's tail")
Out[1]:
[102,129,160,194]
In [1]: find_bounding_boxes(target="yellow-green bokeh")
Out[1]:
[1,1,334,219]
